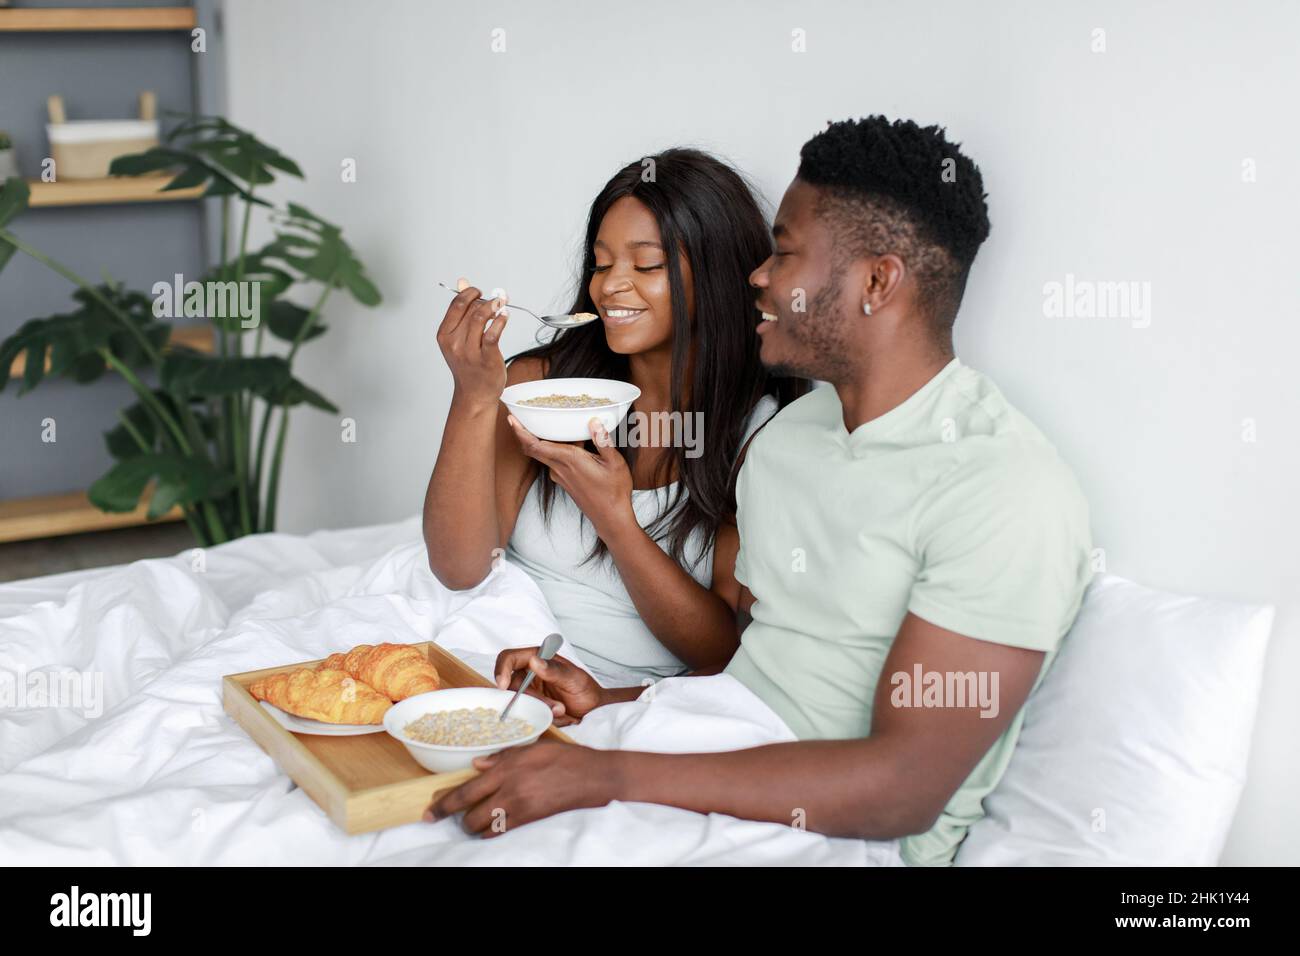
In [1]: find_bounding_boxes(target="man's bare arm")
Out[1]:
[607,612,1045,838]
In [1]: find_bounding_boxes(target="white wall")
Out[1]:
[224,0,1300,863]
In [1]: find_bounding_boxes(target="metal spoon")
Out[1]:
[499,632,564,722]
[438,281,600,329]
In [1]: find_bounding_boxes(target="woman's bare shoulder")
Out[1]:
[506,354,548,384]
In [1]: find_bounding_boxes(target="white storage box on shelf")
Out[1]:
[45,91,159,180]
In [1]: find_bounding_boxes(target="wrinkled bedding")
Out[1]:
[0,517,902,866]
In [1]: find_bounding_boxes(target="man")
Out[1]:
[429,116,1093,865]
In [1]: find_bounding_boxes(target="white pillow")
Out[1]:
[955,573,1275,866]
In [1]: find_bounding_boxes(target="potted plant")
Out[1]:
[0,114,381,545]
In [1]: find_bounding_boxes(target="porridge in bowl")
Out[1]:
[404,707,534,747]
[384,686,553,771]
[517,393,614,409]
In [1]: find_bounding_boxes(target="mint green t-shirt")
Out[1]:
[725,358,1093,866]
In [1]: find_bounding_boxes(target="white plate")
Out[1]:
[258,700,387,736]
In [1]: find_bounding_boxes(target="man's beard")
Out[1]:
[762,267,855,382]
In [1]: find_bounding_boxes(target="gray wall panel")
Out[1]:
[0,1,204,501]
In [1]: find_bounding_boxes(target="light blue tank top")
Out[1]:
[505,396,779,686]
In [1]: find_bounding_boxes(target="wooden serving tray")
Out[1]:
[222,641,574,834]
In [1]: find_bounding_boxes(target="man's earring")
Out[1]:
[862,302,873,316]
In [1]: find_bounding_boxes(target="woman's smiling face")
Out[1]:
[589,195,693,355]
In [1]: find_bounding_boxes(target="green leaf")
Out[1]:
[336,252,381,306]
[55,283,165,371]
[162,164,210,191]
[285,202,339,234]
[0,308,118,394]
[88,459,153,512]
[191,405,221,444]
[88,453,235,516]
[108,148,187,176]
[0,177,31,227]
[110,145,268,205]
[162,353,292,400]
[164,114,238,142]
[0,335,19,393]
[267,376,339,413]
[160,352,338,414]
[260,150,303,178]
[67,352,107,384]
[269,204,380,306]
[22,344,45,392]
[0,235,17,274]
[105,400,160,460]
[194,257,293,332]
[266,300,325,343]
[206,253,293,296]
[203,176,239,198]
[264,228,343,284]
[145,322,172,354]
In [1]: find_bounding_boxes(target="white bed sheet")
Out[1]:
[0,517,902,866]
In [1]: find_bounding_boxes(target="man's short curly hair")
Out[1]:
[797,116,991,333]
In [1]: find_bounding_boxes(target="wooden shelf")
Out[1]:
[26,175,205,208]
[0,5,202,546]
[8,323,213,379]
[0,490,181,543]
[0,6,195,32]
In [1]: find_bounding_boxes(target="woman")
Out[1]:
[422,148,804,687]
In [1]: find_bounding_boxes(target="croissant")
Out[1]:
[315,643,441,701]
[249,667,392,724]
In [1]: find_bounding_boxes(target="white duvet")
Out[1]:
[0,517,902,866]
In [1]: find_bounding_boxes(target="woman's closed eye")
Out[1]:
[591,263,665,273]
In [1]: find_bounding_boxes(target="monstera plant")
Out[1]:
[0,115,380,545]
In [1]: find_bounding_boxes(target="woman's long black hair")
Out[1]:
[511,148,807,567]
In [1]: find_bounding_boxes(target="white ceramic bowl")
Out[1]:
[383,687,553,773]
[500,377,639,442]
